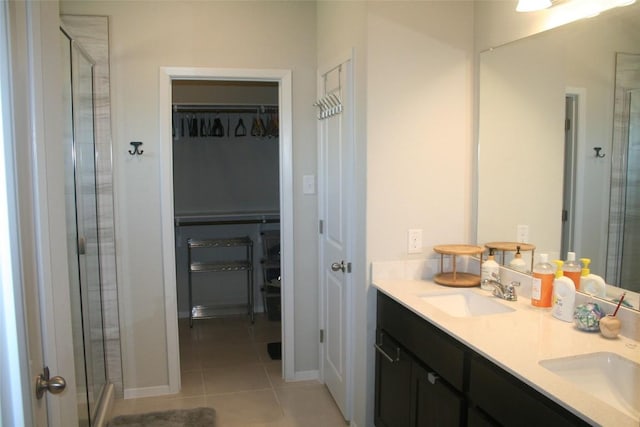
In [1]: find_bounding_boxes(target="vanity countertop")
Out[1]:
[373,278,640,427]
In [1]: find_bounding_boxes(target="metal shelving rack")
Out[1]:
[187,237,254,326]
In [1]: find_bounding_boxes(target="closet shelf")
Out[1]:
[188,237,253,248]
[190,260,252,273]
[173,103,278,114]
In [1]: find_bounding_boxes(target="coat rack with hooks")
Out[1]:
[314,64,343,120]
[172,104,279,140]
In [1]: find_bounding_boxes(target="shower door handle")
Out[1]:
[78,236,86,255]
[35,366,67,399]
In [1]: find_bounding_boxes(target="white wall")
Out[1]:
[60,0,318,392]
[319,2,475,426]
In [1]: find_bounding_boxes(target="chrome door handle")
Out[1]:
[35,366,67,399]
[331,261,346,272]
[374,343,400,363]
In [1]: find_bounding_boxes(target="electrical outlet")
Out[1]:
[408,229,423,254]
[517,225,529,243]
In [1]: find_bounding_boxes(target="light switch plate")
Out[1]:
[303,175,315,194]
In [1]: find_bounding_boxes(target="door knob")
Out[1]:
[35,366,66,399]
[331,261,346,272]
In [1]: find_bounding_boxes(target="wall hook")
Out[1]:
[593,147,605,158]
[129,141,143,155]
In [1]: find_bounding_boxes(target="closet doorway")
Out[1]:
[159,67,294,394]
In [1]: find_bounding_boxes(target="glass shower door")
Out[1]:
[61,28,107,426]
[621,89,640,291]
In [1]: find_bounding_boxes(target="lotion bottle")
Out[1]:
[531,253,554,308]
[508,245,528,273]
[481,248,500,291]
[562,252,581,289]
[579,258,606,297]
[551,260,576,322]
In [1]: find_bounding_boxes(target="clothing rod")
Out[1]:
[175,218,280,227]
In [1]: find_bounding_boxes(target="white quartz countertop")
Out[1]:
[373,279,640,427]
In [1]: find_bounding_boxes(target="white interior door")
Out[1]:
[2,1,79,425]
[319,56,354,421]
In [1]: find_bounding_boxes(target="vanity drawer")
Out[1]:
[377,292,466,391]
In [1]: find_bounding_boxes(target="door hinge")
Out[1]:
[562,209,568,222]
[565,118,571,131]
[320,329,324,343]
[319,220,324,234]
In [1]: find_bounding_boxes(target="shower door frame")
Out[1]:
[62,25,110,425]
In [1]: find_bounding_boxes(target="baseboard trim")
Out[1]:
[293,370,319,382]
[123,384,172,400]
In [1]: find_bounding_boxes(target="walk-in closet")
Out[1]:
[172,80,283,374]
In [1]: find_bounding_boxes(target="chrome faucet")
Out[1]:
[482,273,520,301]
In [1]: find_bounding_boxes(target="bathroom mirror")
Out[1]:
[477,3,640,309]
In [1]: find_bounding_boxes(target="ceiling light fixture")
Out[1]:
[516,0,553,11]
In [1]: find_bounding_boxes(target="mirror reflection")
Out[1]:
[477,3,640,309]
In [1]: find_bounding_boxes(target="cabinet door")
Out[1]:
[375,330,413,427]
[469,355,590,427]
[412,362,465,427]
[467,406,499,427]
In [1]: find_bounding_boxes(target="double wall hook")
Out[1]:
[129,141,143,155]
[593,147,605,158]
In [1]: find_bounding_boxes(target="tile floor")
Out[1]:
[110,314,348,426]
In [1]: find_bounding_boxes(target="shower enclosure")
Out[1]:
[60,27,109,426]
[620,88,640,290]
[608,52,640,293]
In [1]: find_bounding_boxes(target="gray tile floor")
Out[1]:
[110,314,348,426]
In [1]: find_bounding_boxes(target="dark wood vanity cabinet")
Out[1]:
[375,293,466,427]
[375,291,591,427]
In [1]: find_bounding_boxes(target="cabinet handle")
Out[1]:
[374,343,400,363]
[427,372,440,385]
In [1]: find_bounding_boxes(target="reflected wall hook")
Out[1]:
[129,141,143,155]
[593,147,605,158]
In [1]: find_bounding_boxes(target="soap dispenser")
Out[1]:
[481,248,500,291]
[562,252,581,289]
[508,245,528,273]
[551,260,576,322]
[579,258,606,297]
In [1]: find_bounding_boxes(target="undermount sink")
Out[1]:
[419,290,515,318]
[539,352,640,420]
